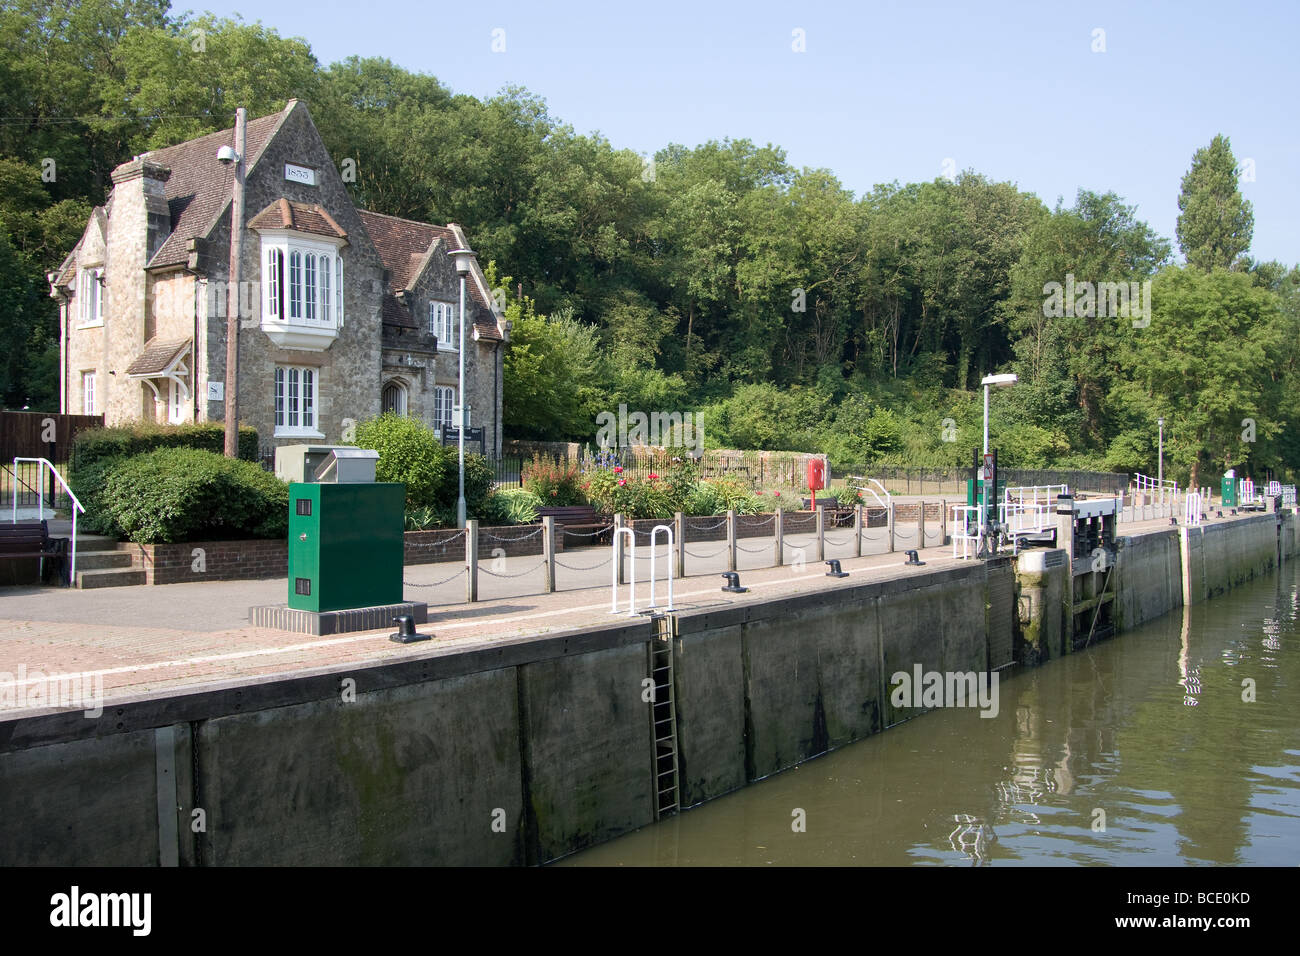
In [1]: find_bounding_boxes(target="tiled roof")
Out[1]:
[247,198,348,239]
[355,209,455,290]
[125,338,190,377]
[141,107,288,270]
[356,209,503,340]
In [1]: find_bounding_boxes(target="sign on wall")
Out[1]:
[284,163,317,186]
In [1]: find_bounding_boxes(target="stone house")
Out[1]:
[49,100,509,456]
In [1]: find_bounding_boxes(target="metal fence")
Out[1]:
[832,465,1129,497]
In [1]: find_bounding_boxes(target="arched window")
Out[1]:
[382,381,407,416]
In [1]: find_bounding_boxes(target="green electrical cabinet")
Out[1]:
[288,482,405,612]
[1221,473,1238,508]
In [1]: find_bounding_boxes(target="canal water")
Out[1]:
[562,561,1300,866]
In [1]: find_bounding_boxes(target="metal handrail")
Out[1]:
[12,457,85,585]
[847,475,891,511]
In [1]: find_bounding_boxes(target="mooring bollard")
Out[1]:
[465,518,479,603]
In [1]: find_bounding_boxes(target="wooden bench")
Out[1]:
[0,520,68,586]
[536,505,612,548]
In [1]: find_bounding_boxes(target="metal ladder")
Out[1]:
[649,613,680,818]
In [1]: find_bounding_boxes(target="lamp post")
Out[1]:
[448,247,477,528]
[981,373,1017,455]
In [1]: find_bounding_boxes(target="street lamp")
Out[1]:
[219,108,246,459]
[448,246,477,528]
[981,373,1018,455]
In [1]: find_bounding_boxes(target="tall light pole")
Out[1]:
[221,108,246,459]
[1157,417,1165,487]
[981,373,1017,455]
[448,247,476,528]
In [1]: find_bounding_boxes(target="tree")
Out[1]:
[1176,135,1253,272]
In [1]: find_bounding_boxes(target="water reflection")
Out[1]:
[562,561,1300,867]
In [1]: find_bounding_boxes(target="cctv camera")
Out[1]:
[216,145,238,165]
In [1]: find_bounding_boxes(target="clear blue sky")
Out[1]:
[184,0,1298,265]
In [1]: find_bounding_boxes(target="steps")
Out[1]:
[76,566,146,589]
[67,537,144,589]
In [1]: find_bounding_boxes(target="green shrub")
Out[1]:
[523,454,587,506]
[100,448,288,543]
[72,422,259,471]
[445,452,495,518]
[69,422,260,536]
[352,413,448,510]
[483,488,543,525]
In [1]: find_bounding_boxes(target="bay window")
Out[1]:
[261,234,344,350]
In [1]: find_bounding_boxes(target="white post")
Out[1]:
[611,526,637,615]
[648,524,675,611]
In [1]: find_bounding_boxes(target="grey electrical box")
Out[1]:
[276,445,378,484]
[313,448,379,484]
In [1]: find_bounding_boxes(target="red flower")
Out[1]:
[648,473,659,480]
[774,491,781,498]
[550,489,558,496]
[618,479,627,486]
[613,466,623,474]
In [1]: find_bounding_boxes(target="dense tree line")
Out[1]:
[2,2,1296,483]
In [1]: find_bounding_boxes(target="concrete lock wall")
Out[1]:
[0,512,1293,866]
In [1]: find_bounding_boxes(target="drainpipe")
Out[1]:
[494,339,500,457]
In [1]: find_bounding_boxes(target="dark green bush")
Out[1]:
[70,422,259,536]
[353,413,495,521]
[101,448,288,543]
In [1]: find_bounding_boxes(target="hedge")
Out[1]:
[99,447,288,544]
[70,422,259,536]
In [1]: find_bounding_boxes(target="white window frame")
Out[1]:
[82,371,96,415]
[430,301,458,350]
[79,268,104,327]
[260,232,345,351]
[274,364,323,438]
[433,384,456,432]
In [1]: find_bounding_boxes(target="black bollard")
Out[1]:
[389,614,430,644]
[721,572,748,593]
[825,559,848,578]
[904,550,925,566]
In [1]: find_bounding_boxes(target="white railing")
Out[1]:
[1267,480,1282,498]
[11,457,84,585]
[646,524,676,612]
[1239,478,1262,508]
[610,527,637,615]
[1004,484,1069,513]
[951,504,982,560]
[1131,473,1180,521]
[1184,491,1203,526]
[1283,485,1297,508]
[848,476,892,511]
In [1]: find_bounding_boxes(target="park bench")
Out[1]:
[0,520,68,586]
[536,505,612,548]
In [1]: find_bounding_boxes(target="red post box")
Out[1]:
[807,459,826,509]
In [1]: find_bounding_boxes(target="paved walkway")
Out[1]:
[0,505,1231,712]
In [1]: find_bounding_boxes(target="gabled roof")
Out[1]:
[356,209,504,341]
[125,338,190,377]
[141,106,289,270]
[248,198,348,240]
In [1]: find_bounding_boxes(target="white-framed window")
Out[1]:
[261,235,344,350]
[429,301,457,349]
[433,385,455,431]
[79,268,104,327]
[382,381,407,416]
[82,371,96,414]
[274,365,321,436]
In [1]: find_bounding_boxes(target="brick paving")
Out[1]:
[0,506,1228,712]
